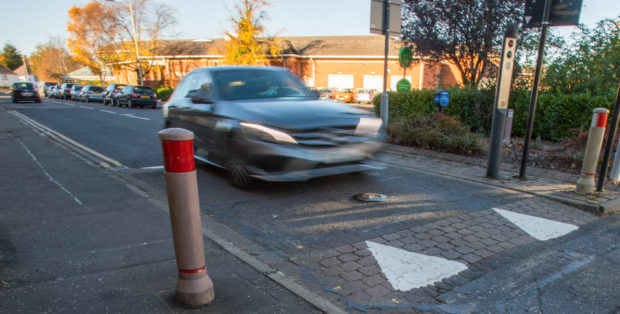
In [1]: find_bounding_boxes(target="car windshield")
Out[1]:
[14,83,33,90]
[91,86,104,92]
[135,87,153,94]
[213,69,314,101]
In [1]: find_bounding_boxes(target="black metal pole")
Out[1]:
[596,83,620,191]
[519,0,552,179]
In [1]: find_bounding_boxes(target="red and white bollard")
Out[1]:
[576,108,609,193]
[159,128,214,307]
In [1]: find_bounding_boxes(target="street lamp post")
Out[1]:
[128,3,144,85]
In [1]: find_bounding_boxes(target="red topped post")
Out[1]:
[158,128,214,307]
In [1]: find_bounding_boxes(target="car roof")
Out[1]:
[190,66,288,74]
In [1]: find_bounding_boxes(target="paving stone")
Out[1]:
[404,243,424,252]
[341,270,363,281]
[383,233,401,242]
[433,235,450,243]
[367,237,387,244]
[419,239,438,248]
[463,235,480,242]
[499,241,516,249]
[320,257,341,267]
[435,220,451,227]
[475,249,494,259]
[490,234,509,242]
[321,249,340,259]
[446,232,463,240]
[359,265,381,276]
[442,226,457,233]
[455,246,475,254]
[353,242,368,250]
[467,241,486,250]
[341,261,362,272]
[487,245,504,253]
[453,222,468,229]
[354,249,372,257]
[397,229,414,237]
[461,253,482,264]
[457,228,475,235]
[359,256,377,267]
[363,274,385,287]
[437,242,455,251]
[335,245,356,254]
[414,233,432,240]
[428,229,444,236]
[441,250,462,260]
[341,280,368,295]
[364,284,391,299]
[474,231,491,239]
[321,266,343,277]
[401,236,418,244]
[450,239,468,247]
[386,240,404,248]
[424,247,443,256]
[338,253,358,263]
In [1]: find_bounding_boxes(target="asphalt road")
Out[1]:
[11,96,529,259]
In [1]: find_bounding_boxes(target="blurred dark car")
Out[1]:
[79,85,105,103]
[163,66,385,188]
[11,81,41,103]
[103,83,127,106]
[60,83,75,100]
[116,85,157,108]
[70,85,83,101]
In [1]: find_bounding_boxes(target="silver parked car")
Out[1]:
[79,85,105,103]
[163,66,385,188]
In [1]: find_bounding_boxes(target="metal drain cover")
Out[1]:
[353,193,389,202]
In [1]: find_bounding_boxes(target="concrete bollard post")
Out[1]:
[576,108,609,193]
[158,128,214,308]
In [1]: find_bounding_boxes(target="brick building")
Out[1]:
[112,35,462,91]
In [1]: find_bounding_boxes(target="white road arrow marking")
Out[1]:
[493,208,578,241]
[366,241,467,291]
[120,114,150,120]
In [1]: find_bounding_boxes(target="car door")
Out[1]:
[167,71,218,158]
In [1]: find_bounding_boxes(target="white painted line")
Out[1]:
[17,139,83,206]
[366,241,467,291]
[120,113,150,120]
[99,110,118,115]
[493,208,578,241]
[64,103,76,107]
[141,165,164,170]
[80,106,95,110]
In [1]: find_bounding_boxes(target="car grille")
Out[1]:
[290,127,366,147]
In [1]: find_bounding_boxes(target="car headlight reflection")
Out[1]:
[240,122,298,144]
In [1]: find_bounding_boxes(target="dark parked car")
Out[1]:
[60,83,75,100]
[79,85,105,103]
[11,81,41,103]
[70,85,83,101]
[115,85,158,108]
[38,82,57,98]
[163,66,385,188]
[103,83,127,106]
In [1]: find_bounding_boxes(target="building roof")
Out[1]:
[150,35,405,58]
[62,66,114,81]
[13,64,33,76]
[0,65,17,75]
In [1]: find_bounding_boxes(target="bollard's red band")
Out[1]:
[161,140,195,173]
[597,113,608,128]
[179,266,206,274]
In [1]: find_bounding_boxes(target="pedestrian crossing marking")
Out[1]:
[366,241,467,291]
[493,208,578,241]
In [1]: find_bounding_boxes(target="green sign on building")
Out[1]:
[396,78,411,92]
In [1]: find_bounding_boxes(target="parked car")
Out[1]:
[60,83,75,100]
[38,82,57,98]
[46,85,58,98]
[103,83,127,106]
[52,85,63,98]
[11,81,41,103]
[116,85,158,108]
[334,88,354,103]
[318,88,334,100]
[163,66,385,188]
[70,85,83,101]
[79,85,105,103]
[354,89,373,103]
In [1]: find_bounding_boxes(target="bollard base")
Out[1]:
[176,273,214,308]
[576,176,595,194]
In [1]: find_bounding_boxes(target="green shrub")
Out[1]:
[388,113,483,155]
[156,87,174,101]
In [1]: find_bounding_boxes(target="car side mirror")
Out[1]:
[188,91,214,104]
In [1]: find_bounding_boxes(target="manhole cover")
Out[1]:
[353,193,389,202]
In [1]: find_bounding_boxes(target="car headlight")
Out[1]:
[355,117,382,136]
[240,122,297,144]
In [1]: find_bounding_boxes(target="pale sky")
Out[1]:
[1,0,618,56]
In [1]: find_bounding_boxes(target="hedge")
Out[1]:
[156,87,174,101]
[374,87,615,142]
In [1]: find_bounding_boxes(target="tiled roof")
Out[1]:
[0,65,16,75]
[151,35,404,58]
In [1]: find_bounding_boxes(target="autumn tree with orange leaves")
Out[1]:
[225,0,281,65]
